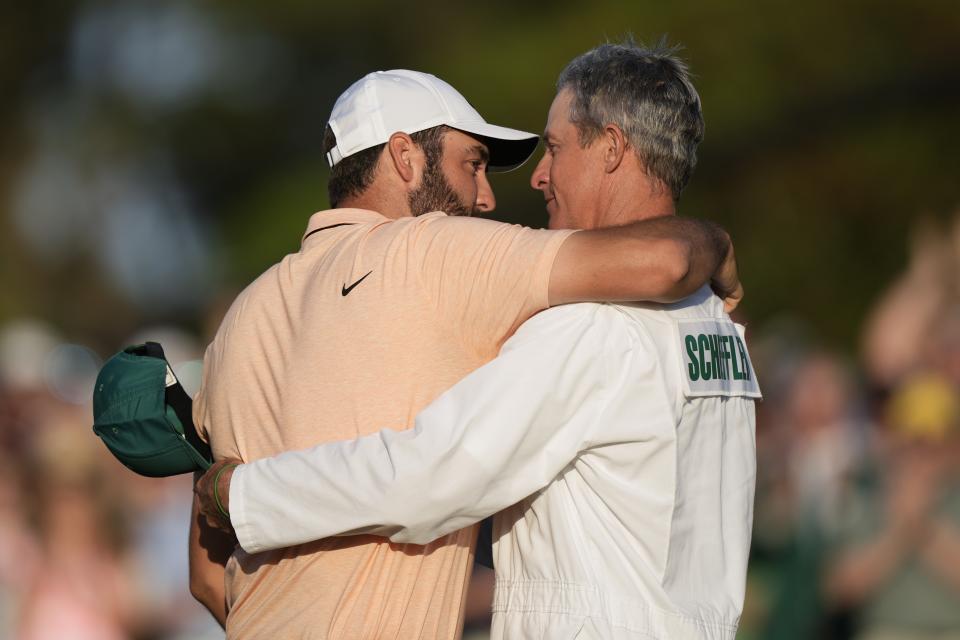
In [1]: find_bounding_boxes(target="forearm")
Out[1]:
[920,520,960,593]
[232,426,501,550]
[188,487,234,627]
[230,307,613,553]
[823,523,918,606]
[189,566,227,628]
[548,216,733,306]
[657,217,733,300]
[232,387,594,551]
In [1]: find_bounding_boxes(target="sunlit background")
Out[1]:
[2,1,959,638]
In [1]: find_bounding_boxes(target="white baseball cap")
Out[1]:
[326,69,539,173]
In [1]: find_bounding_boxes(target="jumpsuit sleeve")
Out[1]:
[231,305,626,552]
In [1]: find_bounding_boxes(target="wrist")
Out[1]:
[214,463,239,521]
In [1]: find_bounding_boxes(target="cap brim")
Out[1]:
[451,122,540,173]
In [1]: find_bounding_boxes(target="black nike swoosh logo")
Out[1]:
[341,270,373,296]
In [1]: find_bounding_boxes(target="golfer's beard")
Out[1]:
[408,162,475,217]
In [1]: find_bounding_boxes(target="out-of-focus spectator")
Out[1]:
[784,353,866,535]
[751,350,870,640]
[824,371,960,640]
[17,422,137,640]
[0,317,225,639]
[924,306,960,388]
[0,453,40,638]
[862,216,960,391]
[0,215,956,638]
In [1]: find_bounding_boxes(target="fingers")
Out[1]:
[723,283,744,313]
[713,233,743,312]
[711,272,741,310]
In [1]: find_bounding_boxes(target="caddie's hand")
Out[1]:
[711,232,743,313]
[194,458,242,533]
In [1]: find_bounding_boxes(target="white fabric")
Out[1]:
[231,286,759,639]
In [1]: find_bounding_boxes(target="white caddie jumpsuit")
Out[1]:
[231,286,761,639]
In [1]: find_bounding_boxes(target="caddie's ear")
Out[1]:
[386,132,421,184]
[602,123,628,174]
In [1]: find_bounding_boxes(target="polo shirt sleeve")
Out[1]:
[230,304,644,552]
[192,342,215,444]
[406,214,575,356]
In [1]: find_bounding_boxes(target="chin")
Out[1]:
[546,210,565,230]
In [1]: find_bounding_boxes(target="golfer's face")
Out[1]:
[438,129,496,214]
[530,89,602,230]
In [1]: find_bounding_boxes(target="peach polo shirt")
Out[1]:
[194,208,572,639]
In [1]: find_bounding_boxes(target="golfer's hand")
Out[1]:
[194,458,242,533]
[711,233,743,313]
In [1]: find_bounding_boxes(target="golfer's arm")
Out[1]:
[548,216,732,305]
[188,482,234,628]
[230,308,612,552]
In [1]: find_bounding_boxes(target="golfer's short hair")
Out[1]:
[557,38,704,201]
[323,125,448,207]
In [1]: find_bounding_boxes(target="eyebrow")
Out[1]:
[468,144,490,163]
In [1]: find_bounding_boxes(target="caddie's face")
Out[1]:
[530,89,605,230]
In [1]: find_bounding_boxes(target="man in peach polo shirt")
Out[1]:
[199,43,759,640]
[189,69,740,639]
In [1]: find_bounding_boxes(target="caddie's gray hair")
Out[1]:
[557,37,704,200]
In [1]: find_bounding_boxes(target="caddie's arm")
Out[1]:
[198,305,628,551]
[549,216,740,310]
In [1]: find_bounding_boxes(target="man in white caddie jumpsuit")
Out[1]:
[200,41,761,640]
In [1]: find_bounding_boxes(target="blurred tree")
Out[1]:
[0,0,957,353]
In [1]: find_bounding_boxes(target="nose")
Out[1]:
[530,150,550,192]
[475,169,496,213]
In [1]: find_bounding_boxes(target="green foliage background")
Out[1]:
[2,0,958,352]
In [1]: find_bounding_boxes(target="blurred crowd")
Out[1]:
[0,212,959,640]
[744,212,960,640]
[0,326,221,640]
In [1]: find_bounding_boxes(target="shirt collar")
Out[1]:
[301,208,389,245]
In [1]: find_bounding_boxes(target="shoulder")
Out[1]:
[518,301,617,328]
[396,213,572,248]
[397,212,508,237]
[505,303,635,351]
[612,286,728,328]
[661,285,727,318]
[374,213,506,260]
